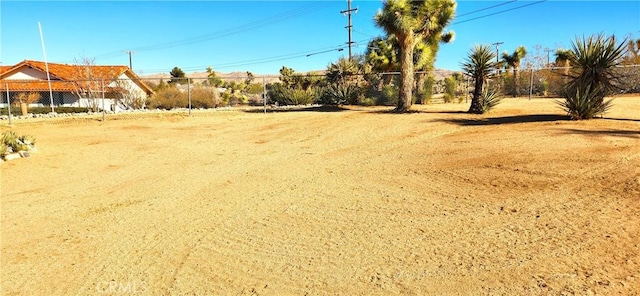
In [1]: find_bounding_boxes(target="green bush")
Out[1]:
[267,83,317,106]
[443,76,457,103]
[359,97,376,106]
[373,84,399,106]
[320,84,362,105]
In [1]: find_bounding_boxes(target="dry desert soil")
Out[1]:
[1,97,639,295]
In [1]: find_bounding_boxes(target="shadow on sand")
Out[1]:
[602,117,640,123]
[366,109,468,115]
[441,114,570,126]
[242,105,350,113]
[561,128,640,138]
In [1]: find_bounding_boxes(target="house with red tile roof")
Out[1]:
[0,60,153,111]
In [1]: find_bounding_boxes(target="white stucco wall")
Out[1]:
[3,67,50,80]
[112,73,148,98]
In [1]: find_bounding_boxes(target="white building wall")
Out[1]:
[4,67,50,80]
[113,73,148,98]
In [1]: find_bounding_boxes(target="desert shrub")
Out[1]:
[2,131,34,154]
[320,84,362,105]
[443,76,457,103]
[189,87,221,109]
[417,75,436,104]
[147,88,187,110]
[220,89,246,106]
[267,83,317,106]
[372,84,399,106]
[246,83,264,95]
[359,97,376,106]
[246,94,265,106]
[285,88,316,105]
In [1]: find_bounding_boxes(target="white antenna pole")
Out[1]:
[38,21,55,113]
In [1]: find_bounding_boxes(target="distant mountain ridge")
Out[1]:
[140,68,458,84]
[140,71,280,84]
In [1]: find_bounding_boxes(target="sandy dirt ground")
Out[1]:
[1,97,639,295]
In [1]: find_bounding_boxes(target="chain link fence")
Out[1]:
[2,65,638,121]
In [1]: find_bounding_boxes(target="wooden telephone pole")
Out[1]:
[341,0,358,60]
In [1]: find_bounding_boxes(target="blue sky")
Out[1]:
[1,1,639,76]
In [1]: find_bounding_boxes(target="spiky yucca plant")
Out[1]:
[2,132,35,153]
[461,44,497,114]
[18,135,36,146]
[559,34,627,119]
[558,85,612,120]
[2,131,19,152]
[0,142,8,157]
[480,87,503,113]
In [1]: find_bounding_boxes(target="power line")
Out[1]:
[138,1,548,73]
[454,0,547,25]
[92,1,336,61]
[139,43,349,73]
[201,0,544,73]
[456,0,518,18]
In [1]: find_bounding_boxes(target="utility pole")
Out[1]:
[492,41,504,75]
[544,48,552,66]
[340,0,357,60]
[123,50,136,70]
[492,42,504,63]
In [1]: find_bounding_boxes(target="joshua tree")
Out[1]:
[501,46,527,96]
[375,0,456,112]
[554,49,572,74]
[461,44,497,114]
[559,34,627,119]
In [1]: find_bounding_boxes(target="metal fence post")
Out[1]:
[5,82,12,125]
[263,76,266,113]
[529,68,534,100]
[188,78,192,116]
[101,79,106,122]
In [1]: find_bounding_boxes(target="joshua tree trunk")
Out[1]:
[468,75,484,114]
[397,34,415,112]
[20,102,28,116]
